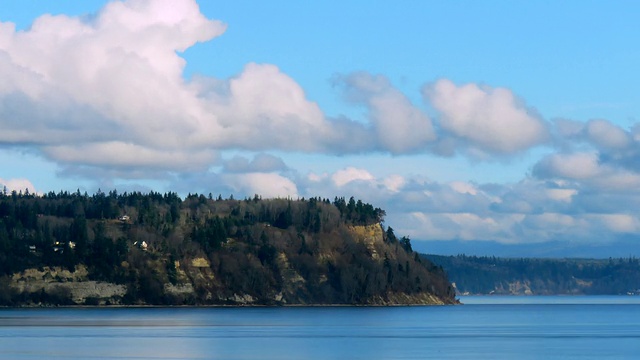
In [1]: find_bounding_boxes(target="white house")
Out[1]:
[133,240,148,251]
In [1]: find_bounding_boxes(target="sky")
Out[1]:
[1,0,640,257]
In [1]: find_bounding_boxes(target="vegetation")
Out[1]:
[0,188,456,305]
[425,254,640,295]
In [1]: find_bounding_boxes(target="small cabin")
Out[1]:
[53,241,65,253]
[133,240,148,251]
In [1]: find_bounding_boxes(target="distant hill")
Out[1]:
[412,239,640,259]
[425,254,640,295]
[0,190,456,306]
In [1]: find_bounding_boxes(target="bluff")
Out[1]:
[0,191,457,305]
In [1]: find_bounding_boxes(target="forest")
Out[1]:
[425,254,640,295]
[0,188,456,306]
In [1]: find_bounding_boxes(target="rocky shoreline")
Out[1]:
[5,264,456,307]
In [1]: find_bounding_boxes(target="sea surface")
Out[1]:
[1,296,639,359]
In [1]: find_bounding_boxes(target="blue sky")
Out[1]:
[1,0,639,256]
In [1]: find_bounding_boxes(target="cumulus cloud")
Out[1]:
[1,0,562,185]
[43,142,217,171]
[593,214,639,233]
[197,63,352,152]
[450,181,478,195]
[533,152,601,180]
[404,212,518,242]
[330,167,375,187]
[585,119,631,150]
[223,172,298,199]
[551,118,640,175]
[0,1,359,175]
[424,79,549,155]
[337,72,436,153]
[0,0,225,171]
[545,188,577,203]
[303,167,413,207]
[301,165,640,245]
[0,178,37,194]
[382,175,406,193]
[533,150,640,193]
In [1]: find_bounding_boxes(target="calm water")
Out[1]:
[1,296,639,359]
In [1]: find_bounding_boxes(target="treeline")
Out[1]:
[0,189,455,305]
[425,254,640,295]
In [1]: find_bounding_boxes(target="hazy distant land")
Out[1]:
[426,254,640,296]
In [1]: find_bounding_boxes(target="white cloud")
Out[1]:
[586,119,630,150]
[545,188,577,202]
[382,175,406,193]
[339,72,436,153]
[534,152,601,180]
[224,172,298,199]
[401,208,640,245]
[43,142,217,171]
[591,214,638,233]
[534,150,640,193]
[524,212,578,229]
[425,79,549,154]
[450,181,478,195]
[307,172,326,182]
[593,171,640,192]
[405,212,517,242]
[0,178,37,194]
[0,0,226,170]
[331,167,375,187]
[0,0,371,178]
[0,0,565,184]
[201,63,340,152]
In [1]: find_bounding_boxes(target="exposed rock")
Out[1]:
[191,257,210,268]
[229,293,256,304]
[349,224,384,259]
[164,283,194,296]
[10,267,127,305]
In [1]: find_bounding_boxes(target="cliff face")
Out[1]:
[6,223,456,306]
[9,265,126,305]
[0,194,457,306]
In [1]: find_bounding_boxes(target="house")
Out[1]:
[53,241,65,253]
[133,240,148,251]
[119,215,130,222]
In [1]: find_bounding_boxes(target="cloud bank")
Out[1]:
[0,0,556,177]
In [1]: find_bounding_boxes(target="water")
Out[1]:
[1,296,639,359]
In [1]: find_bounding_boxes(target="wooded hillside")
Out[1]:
[425,254,640,295]
[0,189,456,305]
